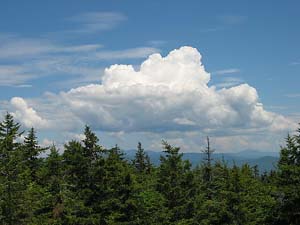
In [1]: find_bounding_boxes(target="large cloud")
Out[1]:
[7,46,296,152]
[45,46,291,133]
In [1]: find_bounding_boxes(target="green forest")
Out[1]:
[0,112,299,225]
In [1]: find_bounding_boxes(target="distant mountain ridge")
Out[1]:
[124,149,279,172]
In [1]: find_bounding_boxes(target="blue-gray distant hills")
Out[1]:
[124,149,279,172]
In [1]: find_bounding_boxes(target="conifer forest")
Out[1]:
[0,113,300,225]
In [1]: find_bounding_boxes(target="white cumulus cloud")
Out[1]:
[50,46,293,133]
[10,97,49,129]
[7,46,296,152]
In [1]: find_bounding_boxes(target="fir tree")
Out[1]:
[0,113,24,225]
[133,142,151,173]
[202,136,214,183]
[276,130,300,224]
[82,125,102,161]
[157,141,195,223]
[23,127,46,181]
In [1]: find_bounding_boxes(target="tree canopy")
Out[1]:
[0,113,299,224]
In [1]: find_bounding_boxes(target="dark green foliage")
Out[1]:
[157,141,196,223]
[132,142,151,173]
[0,113,299,224]
[23,127,46,182]
[0,113,24,225]
[276,130,300,224]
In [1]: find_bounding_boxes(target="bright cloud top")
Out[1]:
[11,46,293,133]
[10,97,49,129]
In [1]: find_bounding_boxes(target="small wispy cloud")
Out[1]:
[265,105,288,110]
[0,65,35,86]
[147,40,166,47]
[0,34,160,87]
[66,11,127,33]
[95,47,159,60]
[213,68,240,75]
[285,93,300,98]
[218,15,247,25]
[199,27,225,33]
[0,35,103,59]
[198,15,247,34]
[15,84,33,88]
[290,61,300,66]
[288,113,300,122]
[215,77,244,88]
[0,11,151,87]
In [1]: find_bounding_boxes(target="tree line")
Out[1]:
[0,113,299,224]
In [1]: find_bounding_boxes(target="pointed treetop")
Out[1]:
[0,112,23,139]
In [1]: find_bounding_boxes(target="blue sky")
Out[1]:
[0,0,299,152]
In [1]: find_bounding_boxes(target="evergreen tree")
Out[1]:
[100,145,137,224]
[62,140,93,223]
[157,141,195,223]
[42,145,66,224]
[276,129,300,224]
[132,142,151,173]
[63,140,87,189]
[22,127,46,181]
[0,113,24,225]
[82,125,102,161]
[145,154,152,174]
[45,145,63,197]
[202,136,214,183]
[62,127,106,224]
[18,128,48,224]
